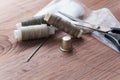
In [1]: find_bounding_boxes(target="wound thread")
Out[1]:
[17,15,47,27]
[44,14,83,38]
[14,24,50,41]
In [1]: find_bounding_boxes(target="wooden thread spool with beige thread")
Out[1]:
[44,14,83,38]
[14,24,54,41]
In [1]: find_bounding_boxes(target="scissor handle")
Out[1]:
[111,27,120,34]
[104,33,120,51]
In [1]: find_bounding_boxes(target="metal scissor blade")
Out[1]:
[58,11,110,33]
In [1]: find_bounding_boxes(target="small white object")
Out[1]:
[14,30,22,41]
[16,22,22,29]
[63,36,71,41]
[44,13,51,22]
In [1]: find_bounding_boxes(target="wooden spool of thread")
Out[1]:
[14,24,54,41]
[16,15,47,28]
[44,14,83,38]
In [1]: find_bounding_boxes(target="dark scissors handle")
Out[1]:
[104,33,120,51]
[111,27,120,34]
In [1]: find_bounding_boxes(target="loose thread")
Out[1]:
[26,38,48,62]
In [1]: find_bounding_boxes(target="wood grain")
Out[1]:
[0,0,120,80]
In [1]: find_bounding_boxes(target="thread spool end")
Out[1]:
[77,29,83,38]
[48,26,55,35]
[44,13,51,22]
[16,23,22,29]
[14,30,22,41]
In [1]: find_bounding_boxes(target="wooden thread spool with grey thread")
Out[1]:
[14,24,53,41]
[16,15,48,27]
[44,14,83,38]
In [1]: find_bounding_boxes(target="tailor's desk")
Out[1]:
[0,0,120,80]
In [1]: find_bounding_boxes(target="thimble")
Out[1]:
[60,36,72,52]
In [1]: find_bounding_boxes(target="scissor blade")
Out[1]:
[58,11,110,33]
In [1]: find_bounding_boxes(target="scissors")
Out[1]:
[58,11,120,51]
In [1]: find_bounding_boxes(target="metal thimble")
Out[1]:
[60,36,72,52]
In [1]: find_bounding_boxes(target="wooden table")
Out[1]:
[0,0,120,80]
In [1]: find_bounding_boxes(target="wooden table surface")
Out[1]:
[0,0,120,80]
